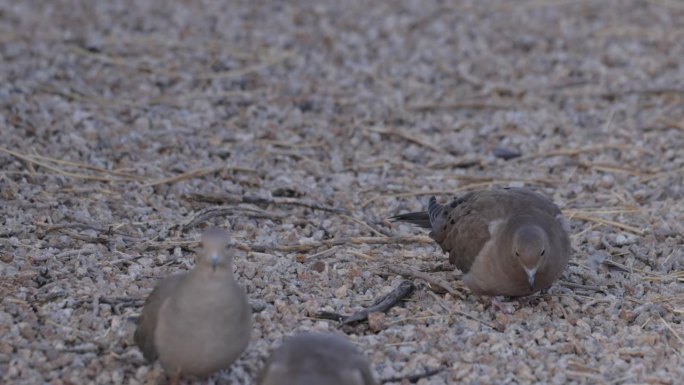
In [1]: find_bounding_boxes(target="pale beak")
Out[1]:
[527,271,535,289]
[211,254,218,271]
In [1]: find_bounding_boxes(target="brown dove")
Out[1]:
[258,333,378,385]
[134,227,252,379]
[392,188,571,297]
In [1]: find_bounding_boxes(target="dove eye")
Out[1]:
[515,251,520,257]
[541,249,546,256]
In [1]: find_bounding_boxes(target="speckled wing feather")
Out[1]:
[427,192,487,273]
[134,274,184,362]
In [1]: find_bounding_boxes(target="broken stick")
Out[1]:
[316,280,416,325]
[386,265,464,298]
[381,366,445,384]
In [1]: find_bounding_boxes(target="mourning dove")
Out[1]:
[392,188,571,297]
[134,227,252,379]
[258,333,378,385]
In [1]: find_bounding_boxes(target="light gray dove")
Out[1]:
[258,333,378,385]
[392,188,571,297]
[134,227,252,380]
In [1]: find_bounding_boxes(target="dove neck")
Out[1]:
[512,224,546,245]
[195,256,234,277]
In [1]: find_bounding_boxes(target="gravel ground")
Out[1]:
[1,0,684,384]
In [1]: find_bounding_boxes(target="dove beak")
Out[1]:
[527,272,535,289]
[211,254,218,271]
[525,266,538,290]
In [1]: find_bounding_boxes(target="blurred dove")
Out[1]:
[258,333,378,385]
[134,227,252,380]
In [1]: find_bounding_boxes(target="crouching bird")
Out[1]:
[392,188,571,298]
[258,333,378,385]
[134,227,252,382]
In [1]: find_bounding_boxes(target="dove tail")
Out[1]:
[427,196,444,224]
[390,196,445,230]
[390,211,431,228]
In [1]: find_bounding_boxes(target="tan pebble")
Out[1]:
[302,300,321,316]
[334,284,349,298]
[638,333,658,345]
[619,309,635,322]
[7,363,19,377]
[494,312,509,325]
[512,307,532,319]
[452,363,473,379]
[297,270,316,284]
[470,333,489,345]
[0,341,13,355]
[464,319,480,330]
[133,117,150,131]
[575,319,591,332]
[368,312,386,332]
[274,299,287,313]
[517,364,536,381]
[555,343,574,354]
[586,232,602,248]
[527,347,541,360]
[18,322,36,340]
[477,355,494,364]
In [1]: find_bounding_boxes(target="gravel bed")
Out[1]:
[1,0,683,384]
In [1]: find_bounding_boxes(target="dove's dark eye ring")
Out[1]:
[515,251,520,257]
[541,249,545,256]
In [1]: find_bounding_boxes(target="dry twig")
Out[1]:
[566,213,644,235]
[185,192,347,214]
[146,165,258,187]
[407,100,516,111]
[0,146,135,182]
[368,126,445,153]
[381,367,445,384]
[386,265,463,298]
[515,144,630,162]
[316,280,416,325]
[247,235,434,254]
[340,215,390,237]
[181,206,285,229]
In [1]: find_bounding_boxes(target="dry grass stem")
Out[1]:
[247,235,434,254]
[407,100,517,111]
[368,126,445,153]
[515,144,631,162]
[565,213,645,235]
[146,165,257,187]
[0,146,134,182]
[340,215,388,237]
[386,265,463,298]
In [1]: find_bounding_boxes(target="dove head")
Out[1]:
[512,224,549,290]
[200,227,232,272]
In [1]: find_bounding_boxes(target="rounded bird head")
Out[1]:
[200,227,232,271]
[512,224,549,290]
